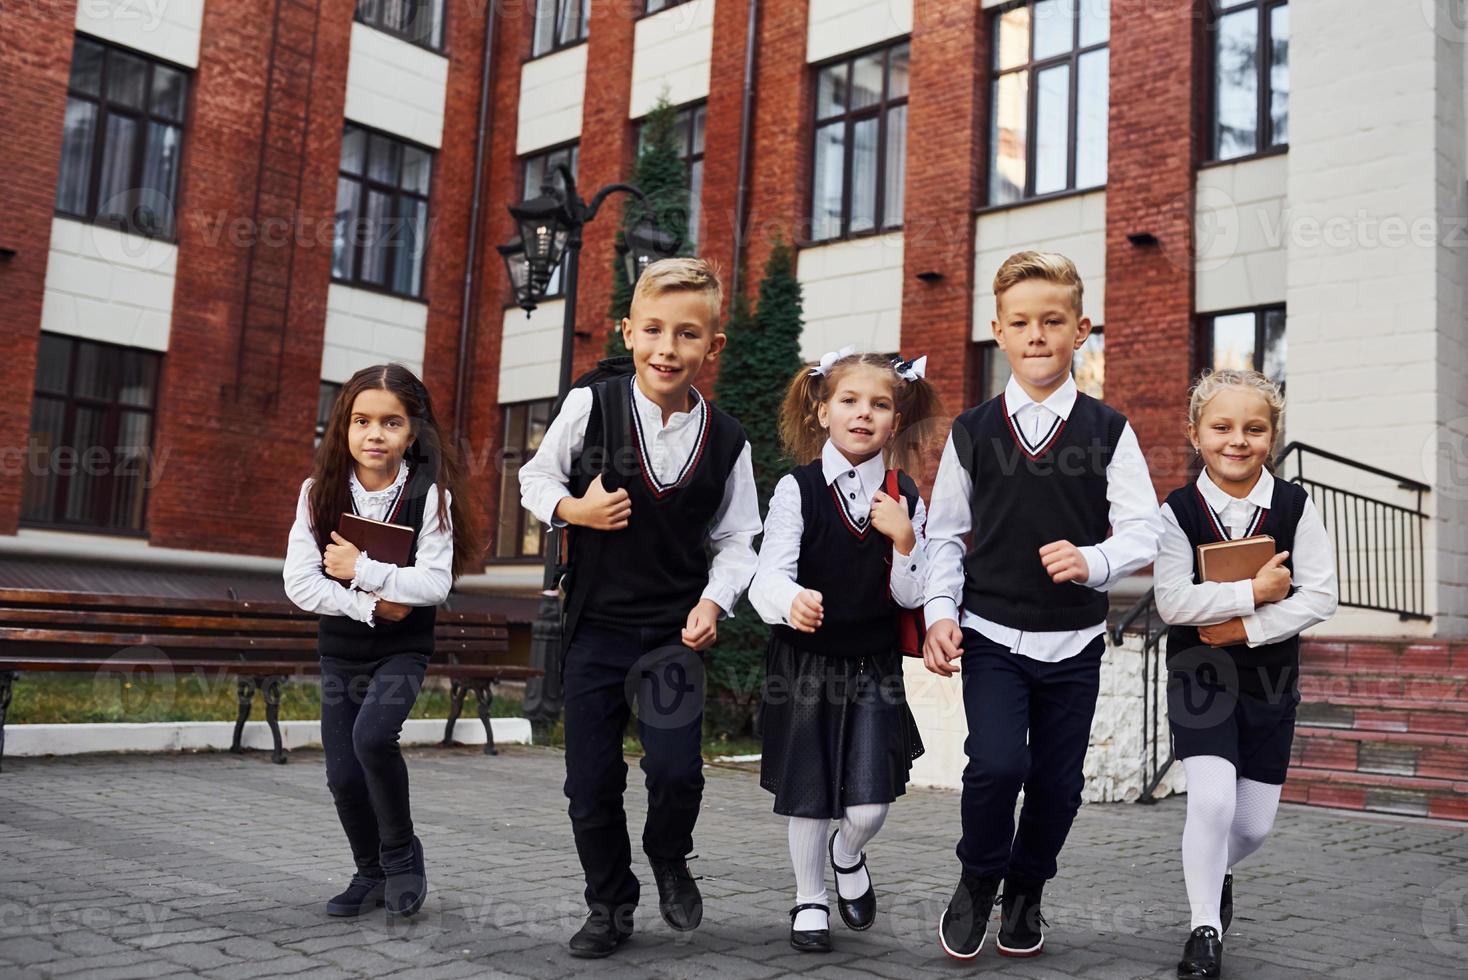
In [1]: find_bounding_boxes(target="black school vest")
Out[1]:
[317,464,438,661]
[953,391,1127,631]
[563,377,748,639]
[771,461,920,658]
[1163,476,1309,694]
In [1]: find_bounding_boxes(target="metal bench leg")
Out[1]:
[0,671,14,774]
[441,680,467,746]
[474,682,497,756]
[231,677,256,754]
[261,675,287,765]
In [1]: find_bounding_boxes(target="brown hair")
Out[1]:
[778,351,945,475]
[993,249,1084,316]
[309,364,484,581]
[630,256,724,326]
[1188,368,1287,470]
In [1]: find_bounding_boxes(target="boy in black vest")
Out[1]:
[518,258,760,958]
[922,251,1163,960]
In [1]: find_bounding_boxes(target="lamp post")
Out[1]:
[499,164,681,740]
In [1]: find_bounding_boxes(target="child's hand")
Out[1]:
[789,589,824,632]
[682,598,721,651]
[323,532,361,580]
[558,474,631,531]
[923,619,964,677]
[869,491,916,555]
[1251,551,1292,605]
[1199,617,1247,647]
[1039,539,1090,585]
[374,598,412,622]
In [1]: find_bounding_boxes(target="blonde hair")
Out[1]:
[778,352,945,475]
[993,250,1084,316]
[630,256,724,326]
[1188,368,1287,467]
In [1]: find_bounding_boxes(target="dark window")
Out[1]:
[988,0,1109,206]
[316,381,344,447]
[637,102,705,250]
[643,0,693,12]
[810,40,909,241]
[355,0,446,51]
[1209,0,1288,160]
[497,399,553,559]
[55,35,189,239]
[971,327,1105,402]
[519,142,579,297]
[333,123,434,299]
[1201,306,1286,385]
[532,0,589,57]
[21,334,161,534]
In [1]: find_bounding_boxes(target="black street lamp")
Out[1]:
[502,163,682,740]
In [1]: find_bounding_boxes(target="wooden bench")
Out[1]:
[0,588,539,770]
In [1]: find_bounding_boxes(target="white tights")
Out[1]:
[787,803,889,931]
[1181,755,1283,932]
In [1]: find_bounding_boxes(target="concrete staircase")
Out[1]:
[1287,637,1468,821]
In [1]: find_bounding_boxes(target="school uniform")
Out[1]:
[751,439,927,817]
[1156,467,1339,784]
[518,376,760,921]
[282,461,453,881]
[924,376,1163,883]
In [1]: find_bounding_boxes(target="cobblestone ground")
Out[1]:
[1,745,1466,979]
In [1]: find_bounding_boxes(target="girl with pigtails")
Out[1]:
[749,347,944,953]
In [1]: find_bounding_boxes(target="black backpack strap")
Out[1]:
[896,470,920,520]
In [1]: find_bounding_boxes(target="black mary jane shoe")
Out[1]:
[789,903,832,953]
[569,910,633,959]
[1220,873,1233,935]
[1177,925,1223,978]
[325,872,385,917]
[827,829,877,931]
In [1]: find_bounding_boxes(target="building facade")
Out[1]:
[1,0,1464,643]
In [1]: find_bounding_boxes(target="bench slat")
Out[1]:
[0,656,538,680]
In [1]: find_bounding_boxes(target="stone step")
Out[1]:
[1299,637,1468,673]
[1292,726,1468,780]
[1295,695,1468,735]
[1281,765,1468,822]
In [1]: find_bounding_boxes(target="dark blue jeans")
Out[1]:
[319,652,428,876]
[957,630,1103,882]
[562,621,705,918]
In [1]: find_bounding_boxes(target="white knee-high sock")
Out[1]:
[788,817,830,931]
[832,803,888,900]
[1181,756,1237,933]
[1227,778,1282,868]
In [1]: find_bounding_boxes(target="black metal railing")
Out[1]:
[1276,442,1431,621]
[1110,590,1173,803]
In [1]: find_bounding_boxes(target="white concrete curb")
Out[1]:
[3,717,533,758]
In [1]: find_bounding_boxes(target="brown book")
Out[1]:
[332,512,415,584]
[1196,534,1276,583]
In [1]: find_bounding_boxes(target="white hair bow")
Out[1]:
[893,354,928,381]
[810,345,857,376]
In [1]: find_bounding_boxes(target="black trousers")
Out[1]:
[957,630,1103,882]
[562,621,705,917]
[319,652,428,875]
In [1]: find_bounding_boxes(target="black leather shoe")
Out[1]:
[649,858,702,931]
[938,872,1002,960]
[996,876,1047,957]
[325,873,385,917]
[569,910,633,959]
[1220,873,1233,935]
[789,903,831,952]
[1177,925,1223,978]
[383,835,427,917]
[828,828,876,931]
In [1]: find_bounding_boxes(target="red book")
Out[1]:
[331,512,414,584]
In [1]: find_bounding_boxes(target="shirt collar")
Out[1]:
[820,439,886,493]
[350,461,408,499]
[1004,374,1078,421]
[1197,466,1274,512]
[631,375,704,430]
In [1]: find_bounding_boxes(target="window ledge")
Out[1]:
[974,184,1105,217]
[796,225,904,250]
[330,277,429,305]
[1198,145,1288,171]
[524,38,588,64]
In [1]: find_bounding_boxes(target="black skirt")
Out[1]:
[759,632,925,818]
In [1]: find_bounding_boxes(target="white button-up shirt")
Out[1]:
[516,377,761,617]
[283,463,454,628]
[1154,467,1338,645]
[750,439,928,627]
[923,375,1164,662]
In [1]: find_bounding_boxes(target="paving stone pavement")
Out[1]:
[1,744,1466,979]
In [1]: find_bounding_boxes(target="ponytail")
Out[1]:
[778,366,828,466]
